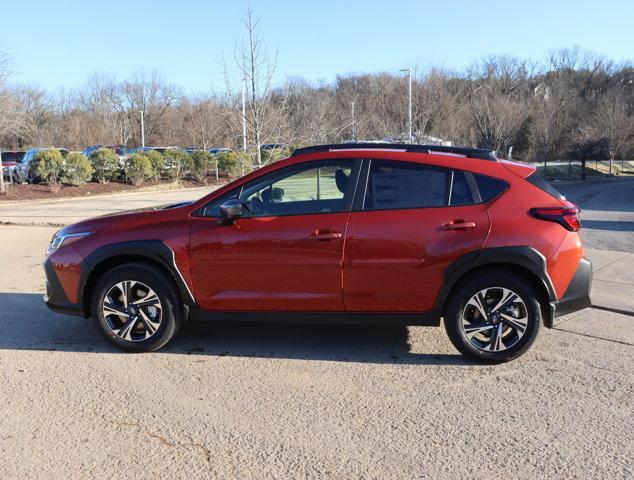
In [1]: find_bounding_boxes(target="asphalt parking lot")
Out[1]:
[557,177,634,252]
[0,180,632,479]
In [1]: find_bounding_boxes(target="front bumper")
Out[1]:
[43,257,85,317]
[547,258,592,327]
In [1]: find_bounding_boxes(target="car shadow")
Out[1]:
[0,293,470,366]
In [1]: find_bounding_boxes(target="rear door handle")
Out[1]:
[308,229,343,241]
[442,221,476,231]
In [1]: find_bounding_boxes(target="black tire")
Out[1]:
[91,263,182,352]
[444,269,542,363]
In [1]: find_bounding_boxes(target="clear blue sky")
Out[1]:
[1,0,632,92]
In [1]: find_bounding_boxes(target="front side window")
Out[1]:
[200,159,357,218]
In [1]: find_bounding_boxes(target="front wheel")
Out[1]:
[444,270,542,363]
[91,263,182,352]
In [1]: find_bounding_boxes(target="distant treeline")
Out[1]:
[0,47,632,163]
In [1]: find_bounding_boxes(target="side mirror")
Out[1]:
[271,187,284,202]
[218,198,242,225]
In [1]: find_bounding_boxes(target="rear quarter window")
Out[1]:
[473,174,509,202]
[526,172,565,200]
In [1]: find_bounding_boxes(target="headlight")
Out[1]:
[46,231,93,255]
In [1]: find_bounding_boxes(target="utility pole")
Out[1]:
[400,68,412,143]
[241,78,247,152]
[139,110,145,148]
[0,148,5,194]
[351,101,356,141]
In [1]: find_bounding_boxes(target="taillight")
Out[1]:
[529,207,581,231]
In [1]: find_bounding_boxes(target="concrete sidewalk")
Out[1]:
[0,186,214,226]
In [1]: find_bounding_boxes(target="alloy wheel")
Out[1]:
[102,280,163,342]
[461,287,528,352]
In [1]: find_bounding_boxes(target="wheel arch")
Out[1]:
[80,240,195,319]
[436,247,556,327]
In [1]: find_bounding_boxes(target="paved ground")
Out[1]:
[0,186,213,226]
[0,225,632,479]
[557,177,634,252]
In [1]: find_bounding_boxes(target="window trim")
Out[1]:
[355,158,479,213]
[195,158,363,219]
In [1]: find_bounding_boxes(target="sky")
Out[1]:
[1,0,632,93]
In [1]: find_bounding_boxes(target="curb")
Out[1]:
[0,184,221,207]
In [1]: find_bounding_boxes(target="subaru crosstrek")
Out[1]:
[43,143,592,362]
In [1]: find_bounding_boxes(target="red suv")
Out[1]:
[43,143,591,362]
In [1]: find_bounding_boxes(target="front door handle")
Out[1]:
[442,220,476,231]
[308,229,343,241]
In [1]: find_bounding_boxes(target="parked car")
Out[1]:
[208,148,232,155]
[183,147,231,155]
[83,144,128,167]
[43,143,591,362]
[82,144,127,157]
[260,143,289,151]
[15,147,69,183]
[1,150,25,179]
[128,146,176,155]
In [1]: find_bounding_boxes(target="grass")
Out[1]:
[537,160,634,179]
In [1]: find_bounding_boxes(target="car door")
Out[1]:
[343,159,490,312]
[189,158,361,311]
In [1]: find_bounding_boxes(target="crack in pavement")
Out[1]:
[593,252,632,273]
[100,415,213,471]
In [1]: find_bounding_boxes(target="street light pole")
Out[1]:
[400,68,412,143]
[241,78,247,152]
[139,110,145,148]
[0,148,5,194]
[351,101,356,141]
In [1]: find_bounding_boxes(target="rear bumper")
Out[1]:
[547,258,592,327]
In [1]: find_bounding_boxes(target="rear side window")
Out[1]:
[449,171,473,206]
[526,172,565,200]
[474,174,509,202]
[363,161,450,210]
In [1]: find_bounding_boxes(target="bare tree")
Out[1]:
[0,44,15,193]
[180,94,226,149]
[285,79,351,144]
[466,56,531,154]
[593,91,633,173]
[224,4,288,168]
[78,73,128,145]
[529,82,573,171]
[120,70,181,146]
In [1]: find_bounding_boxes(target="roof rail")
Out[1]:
[290,143,497,161]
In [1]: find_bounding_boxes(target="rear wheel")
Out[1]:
[444,270,542,363]
[91,263,182,352]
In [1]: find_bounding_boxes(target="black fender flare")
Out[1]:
[434,246,557,313]
[79,240,197,314]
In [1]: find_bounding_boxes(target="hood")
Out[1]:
[60,200,193,235]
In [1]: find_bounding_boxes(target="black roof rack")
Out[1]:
[291,143,497,161]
